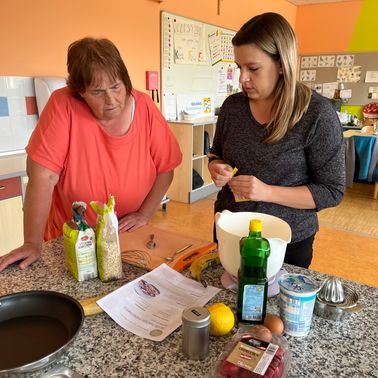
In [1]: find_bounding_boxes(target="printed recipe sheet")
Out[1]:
[97,264,221,341]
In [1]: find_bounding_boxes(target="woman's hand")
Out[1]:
[209,161,234,187]
[0,242,42,272]
[118,212,150,233]
[228,175,271,202]
[117,170,175,233]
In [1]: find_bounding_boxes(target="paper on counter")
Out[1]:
[97,264,221,341]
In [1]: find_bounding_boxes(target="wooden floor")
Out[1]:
[151,182,378,288]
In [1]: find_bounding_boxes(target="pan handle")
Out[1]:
[78,294,105,316]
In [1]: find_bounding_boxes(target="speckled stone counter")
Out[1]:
[1,239,377,378]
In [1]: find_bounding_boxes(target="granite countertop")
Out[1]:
[1,239,377,378]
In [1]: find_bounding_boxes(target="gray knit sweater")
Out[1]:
[210,91,345,243]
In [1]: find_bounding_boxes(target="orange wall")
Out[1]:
[295,0,363,54]
[0,0,295,92]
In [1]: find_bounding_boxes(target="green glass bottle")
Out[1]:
[237,219,270,324]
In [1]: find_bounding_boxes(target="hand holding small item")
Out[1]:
[229,174,271,202]
[208,160,234,187]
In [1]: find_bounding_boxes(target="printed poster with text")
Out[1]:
[173,19,207,65]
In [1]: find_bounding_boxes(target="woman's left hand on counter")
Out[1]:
[118,212,149,233]
[228,175,271,202]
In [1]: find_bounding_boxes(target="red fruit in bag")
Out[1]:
[220,359,241,377]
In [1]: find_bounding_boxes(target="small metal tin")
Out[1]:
[182,306,210,360]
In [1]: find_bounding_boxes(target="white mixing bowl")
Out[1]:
[215,210,292,280]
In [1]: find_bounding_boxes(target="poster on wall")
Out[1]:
[208,31,222,65]
[217,66,227,96]
[208,30,235,65]
[340,89,352,99]
[300,69,316,82]
[368,87,378,99]
[301,56,318,68]
[216,65,240,96]
[365,71,378,83]
[336,54,355,67]
[173,19,207,65]
[337,66,362,83]
[221,32,234,62]
[317,55,335,67]
[323,82,338,99]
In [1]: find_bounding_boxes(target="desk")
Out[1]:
[343,129,377,139]
[343,131,378,199]
[1,239,377,377]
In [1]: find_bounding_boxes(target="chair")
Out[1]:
[353,135,378,199]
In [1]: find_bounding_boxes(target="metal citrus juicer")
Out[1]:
[314,276,362,321]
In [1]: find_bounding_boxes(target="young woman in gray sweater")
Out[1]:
[208,12,345,268]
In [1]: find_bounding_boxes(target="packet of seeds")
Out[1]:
[231,167,251,203]
[63,201,97,281]
[90,196,123,282]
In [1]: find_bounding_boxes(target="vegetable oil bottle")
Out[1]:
[237,219,270,324]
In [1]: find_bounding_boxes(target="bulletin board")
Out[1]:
[299,52,378,106]
[161,11,238,121]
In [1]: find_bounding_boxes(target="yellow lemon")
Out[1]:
[208,303,235,336]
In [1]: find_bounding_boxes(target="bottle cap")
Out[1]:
[249,219,262,232]
[182,306,210,328]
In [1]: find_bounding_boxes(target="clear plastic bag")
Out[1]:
[90,196,123,282]
[210,325,291,378]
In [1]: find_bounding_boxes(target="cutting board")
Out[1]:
[119,225,217,272]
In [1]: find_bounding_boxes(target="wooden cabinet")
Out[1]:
[0,177,24,255]
[167,118,220,203]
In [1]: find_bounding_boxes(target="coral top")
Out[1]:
[26,87,182,240]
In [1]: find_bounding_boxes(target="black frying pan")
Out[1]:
[0,290,84,375]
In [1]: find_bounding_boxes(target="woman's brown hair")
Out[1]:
[67,37,132,98]
[232,13,311,143]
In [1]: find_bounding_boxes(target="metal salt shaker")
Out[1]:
[182,306,210,360]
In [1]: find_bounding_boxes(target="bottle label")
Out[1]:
[242,284,265,321]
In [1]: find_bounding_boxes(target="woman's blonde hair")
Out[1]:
[232,13,311,143]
